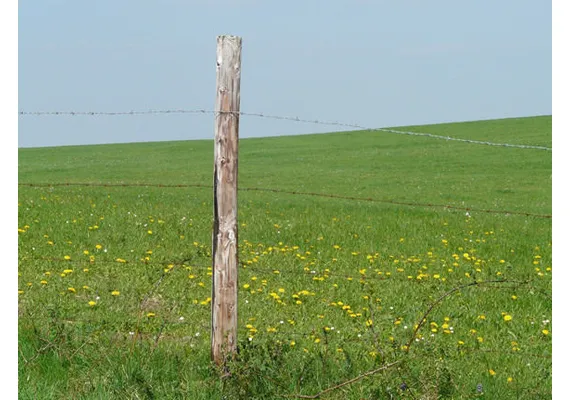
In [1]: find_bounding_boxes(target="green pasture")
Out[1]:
[18,116,552,399]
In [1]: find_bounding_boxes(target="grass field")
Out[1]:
[18,115,552,399]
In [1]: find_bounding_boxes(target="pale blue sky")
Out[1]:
[18,0,552,148]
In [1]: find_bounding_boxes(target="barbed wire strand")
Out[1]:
[18,109,552,151]
[20,255,212,269]
[18,182,552,219]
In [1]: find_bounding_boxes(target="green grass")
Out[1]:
[18,116,552,399]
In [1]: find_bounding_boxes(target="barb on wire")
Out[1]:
[18,182,552,219]
[19,108,551,151]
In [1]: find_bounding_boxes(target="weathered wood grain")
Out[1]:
[211,35,242,365]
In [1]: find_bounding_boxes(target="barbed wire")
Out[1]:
[19,109,212,117]
[18,108,552,151]
[19,182,211,189]
[18,182,552,219]
[19,255,212,269]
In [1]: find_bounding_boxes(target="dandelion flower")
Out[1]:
[503,315,513,322]
[88,301,97,307]
[111,290,120,296]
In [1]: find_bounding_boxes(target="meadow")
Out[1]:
[18,115,552,399]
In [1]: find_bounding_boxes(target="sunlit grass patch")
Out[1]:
[18,116,551,399]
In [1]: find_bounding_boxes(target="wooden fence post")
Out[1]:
[212,35,242,366]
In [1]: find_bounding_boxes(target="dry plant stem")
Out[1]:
[405,279,529,351]
[19,348,29,364]
[288,360,401,399]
